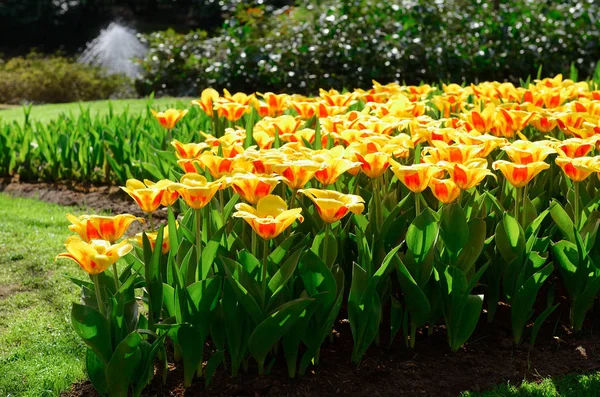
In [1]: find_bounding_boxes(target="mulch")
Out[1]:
[3,180,600,396]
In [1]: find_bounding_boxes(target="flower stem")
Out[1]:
[574,181,580,229]
[261,238,269,310]
[323,223,331,268]
[92,274,105,317]
[514,187,521,225]
[195,208,203,281]
[415,192,421,216]
[521,185,528,228]
[111,263,119,291]
[148,212,155,232]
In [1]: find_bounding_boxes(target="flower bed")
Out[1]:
[54,76,600,395]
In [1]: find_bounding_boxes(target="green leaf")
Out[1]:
[455,218,487,273]
[248,298,313,368]
[267,248,303,307]
[395,259,431,327]
[406,208,438,264]
[201,226,225,280]
[71,303,112,364]
[177,325,204,387]
[440,203,469,255]
[220,257,264,325]
[530,304,559,347]
[86,348,107,394]
[550,201,576,242]
[205,350,225,387]
[106,331,143,397]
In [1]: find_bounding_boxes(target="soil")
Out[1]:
[5,180,600,396]
[0,178,168,220]
[61,302,600,397]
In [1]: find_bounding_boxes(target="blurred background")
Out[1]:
[0,0,598,103]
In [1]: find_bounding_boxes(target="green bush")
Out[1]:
[137,0,600,95]
[0,53,134,104]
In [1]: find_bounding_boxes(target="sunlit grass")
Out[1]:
[0,96,192,125]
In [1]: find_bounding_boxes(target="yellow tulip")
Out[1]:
[299,188,365,224]
[492,160,550,187]
[429,178,461,204]
[389,161,439,194]
[442,161,495,190]
[134,228,171,254]
[67,214,144,243]
[350,141,391,179]
[555,156,600,182]
[257,92,289,117]
[214,102,248,121]
[270,159,321,189]
[121,179,165,213]
[501,140,556,164]
[144,179,180,207]
[56,236,132,275]
[170,139,210,159]
[150,108,188,129]
[230,172,281,204]
[191,88,219,116]
[171,173,222,209]
[233,195,303,240]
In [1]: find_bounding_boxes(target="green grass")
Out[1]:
[462,372,600,396]
[0,194,91,397]
[0,96,192,125]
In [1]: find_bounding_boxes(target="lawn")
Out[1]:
[0,194,90,397]
[0,96,192,125]
[0,193,598,396]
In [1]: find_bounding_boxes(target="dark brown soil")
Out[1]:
[61,303,600,397]
[0,178,167,219]
[7,180,600,396]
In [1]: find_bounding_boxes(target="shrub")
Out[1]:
[137,0,600,95]
[0,53,134,104]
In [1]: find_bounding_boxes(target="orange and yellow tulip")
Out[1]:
[258,92,289,117]
[171,173,222,209]
[121,179,165,213]
[299,189,364,224]
[230,173,281,204]
[135,228,171,254]
[444,162,495,190]
[492,160,550,187]
[151,108,188,129]
[171,139,210,159]
[56,236,132,275]
[501,140,556,164]
[389,161,439,194]
[191,88,219,117]
[271,159,321,189]
[67,214,143,243]
[233,195,303,240]
[429,178,461,204]
[215,102,248,121]
[555,156,600,182]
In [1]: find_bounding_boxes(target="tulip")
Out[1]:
[56,237,133,315]
[389,161,439,194]
[554,138,596,158]
[351,142,391,179]
[191,88,219,116]
[151,108,188,130]
[135,228,171,254]
[291,101,317,119]
[215,102,248,122]
[198,153,235,178]
[233,195,303,241]
[555,157,600,182]
[121,179,165,217]
[170,139,210,159]
[299,188,365,224]
[67,214,143,244]
[441,161,495,190]
[258,92,289,117]
[171,173,222,210]
[501,141,556,164]
[312,147,361,186]
[230,172,281,205]
[271,159,321,190]
[222,89,256,106]
[429,178,461,204]
[530,113,558,133]
[492,160,550,188]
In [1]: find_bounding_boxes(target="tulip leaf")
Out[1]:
[311,226,338,268]
[440,202,469,255]
[106,331,143,397]
[530,303,559,347]
[205,350,225,387]
[177,325,204,387]
[406,208,438,265]
[248,298,313,370]
[220,257,264,325]
[71,303,113,364]
[550,200,576,242]
[511,263,553,344]
[86,348,108,394]
[455,218,487,274]
[267,248,303,308]
[395,259,431,328]
[201,226,225,280]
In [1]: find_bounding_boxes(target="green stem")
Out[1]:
[521,185,528,228]
[261,238,269,310]
[111,263,119,291]
[92,274,105,317]
[323,223,331,268]
[148,212,155,232]
[514,187,521,224]
[574,181,580,229]
[195,208,203,281]
[252,229,257,258]
[415,192,421,216]
[409,324,417,349]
